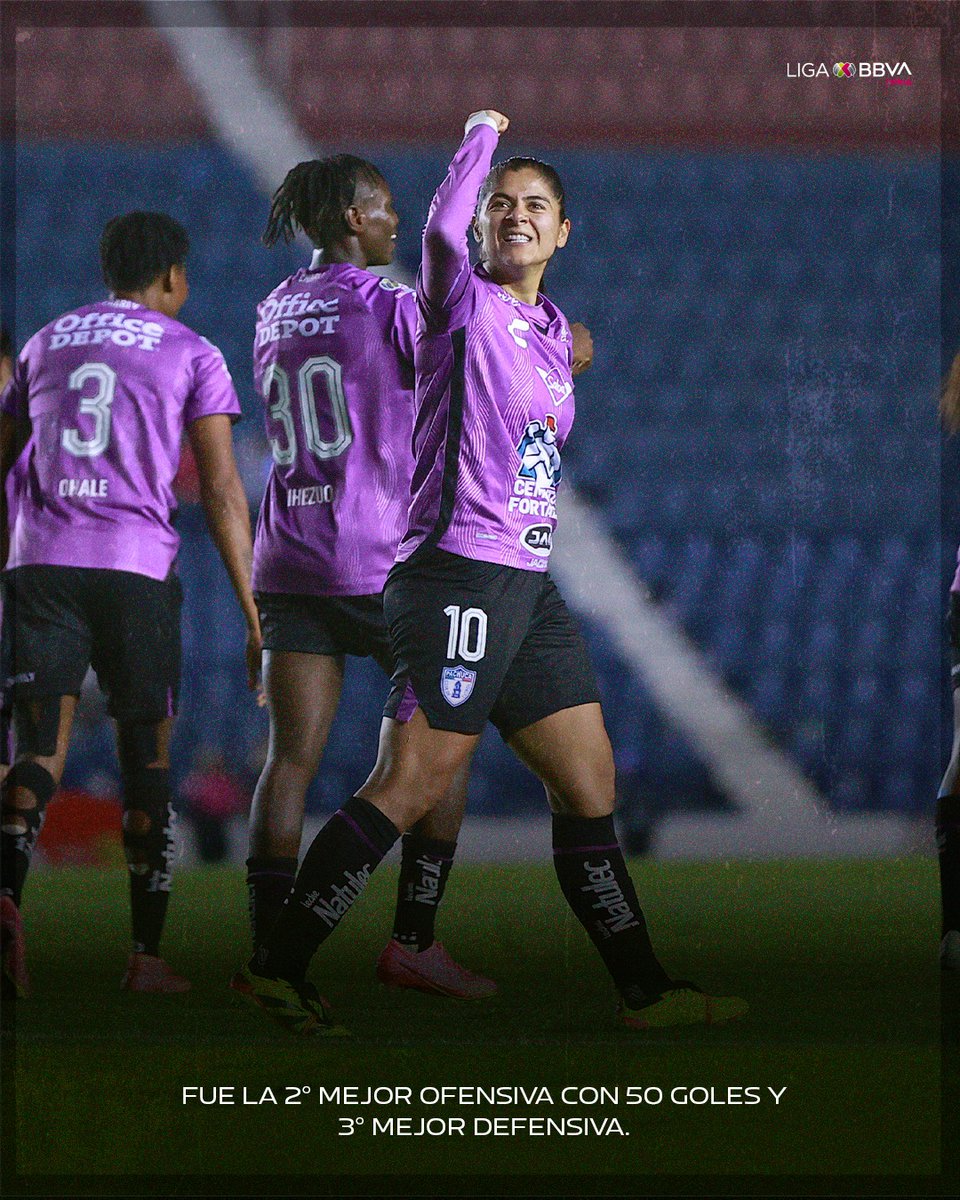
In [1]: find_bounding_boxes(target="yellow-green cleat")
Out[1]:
[619,983,748,1030]
[234,965,350,1037]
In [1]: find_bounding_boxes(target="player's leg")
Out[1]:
[387,769,466,951]
[238,553,518,1032]
[252,710,478,980]
[1,566,90,998]
[937,596,960,969]
[247,647,344,946]
[498,579,745,1028]
[114,715,190,993]
[377,759,497,999]
[92,569,188,991]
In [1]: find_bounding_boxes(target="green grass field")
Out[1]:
[1,856,952,1195]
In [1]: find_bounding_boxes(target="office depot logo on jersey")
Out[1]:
[49,311,166,352]
[786,60,913,79]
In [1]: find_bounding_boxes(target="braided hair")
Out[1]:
[99,212,189,293]
[263,155,388,249]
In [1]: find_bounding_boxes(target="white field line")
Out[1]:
[148,2,414,283]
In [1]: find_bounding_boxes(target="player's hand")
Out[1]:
[570,322,594,376]
[466,110,509,134]
[245,621,263,694]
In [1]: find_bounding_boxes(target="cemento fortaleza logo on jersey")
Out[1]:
[517,415,562,489]
[441,665,476,707]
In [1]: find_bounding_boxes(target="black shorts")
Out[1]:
[2,565,181,721]
[382,548,600,738]
[950,592,960,690]
[256,591,395,675]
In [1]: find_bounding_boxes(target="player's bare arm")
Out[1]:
[188,413,262,689]
[570,322,594,376]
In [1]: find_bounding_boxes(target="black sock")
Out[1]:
[391,834,456,951]
[253,796,400,983]
[123,787,175,958]
[1,762,55,906]
[937,794,960,934]
[552,813,672,1007]
[247,855,298,949]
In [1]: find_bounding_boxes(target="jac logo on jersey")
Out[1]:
[508,318,530,348]
[517,414,562,488]
[520,523,553,558]
[441,665,476,707]
[535,365,572,407]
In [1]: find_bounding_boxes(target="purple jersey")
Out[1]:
[0,300,239,580]
[953,545,960,593]
[396,122,575,573]
[252,259,417,596]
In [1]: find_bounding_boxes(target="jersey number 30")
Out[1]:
[263,356,354,465]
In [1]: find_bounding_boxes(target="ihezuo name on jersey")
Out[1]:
[256,293,341,345]
[48,311,166,352]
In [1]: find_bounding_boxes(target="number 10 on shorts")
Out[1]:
[443,605,488,662]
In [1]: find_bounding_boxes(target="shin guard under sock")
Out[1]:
[552,812,672,1006]
[254,796,399,983]
[391,833,456,950]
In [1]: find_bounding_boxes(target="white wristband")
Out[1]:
[464,113,501,137]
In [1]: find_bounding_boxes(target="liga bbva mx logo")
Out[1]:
[833,62,855,77]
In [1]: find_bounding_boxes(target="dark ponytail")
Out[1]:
[263,155,387,248]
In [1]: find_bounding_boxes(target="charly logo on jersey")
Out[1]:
[520,523,553,558]
[508,318,530,348]
[535,365,572,407]
[517,414,562,488]
[441,665,476,707]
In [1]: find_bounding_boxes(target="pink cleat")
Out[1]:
[1,894,29,999]
[121,952,191,994]
[376,939,497,1000]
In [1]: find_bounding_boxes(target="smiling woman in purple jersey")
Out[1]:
[242,112,746,1037]
[240,153,497,1003]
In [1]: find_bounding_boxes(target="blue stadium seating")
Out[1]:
[12,142,941,817]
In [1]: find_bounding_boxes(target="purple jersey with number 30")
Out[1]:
[252,259,418,596]
[396,122,576,572]
[0,300,240,580]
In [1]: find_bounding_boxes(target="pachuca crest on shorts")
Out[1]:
[0,300,240,580]
[252,259,418,597]
[397,122,576,573]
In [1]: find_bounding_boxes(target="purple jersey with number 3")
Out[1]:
[0,300,240,580]
[252,259,418,596]
[396,122,575,572]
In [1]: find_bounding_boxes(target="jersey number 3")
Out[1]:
[263,356,354,465]
[61,362,117,457]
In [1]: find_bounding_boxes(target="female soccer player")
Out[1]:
[937,352,960,970]
[244,152,572,999]
[242,112,745,1035]
[0,213,259,997]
